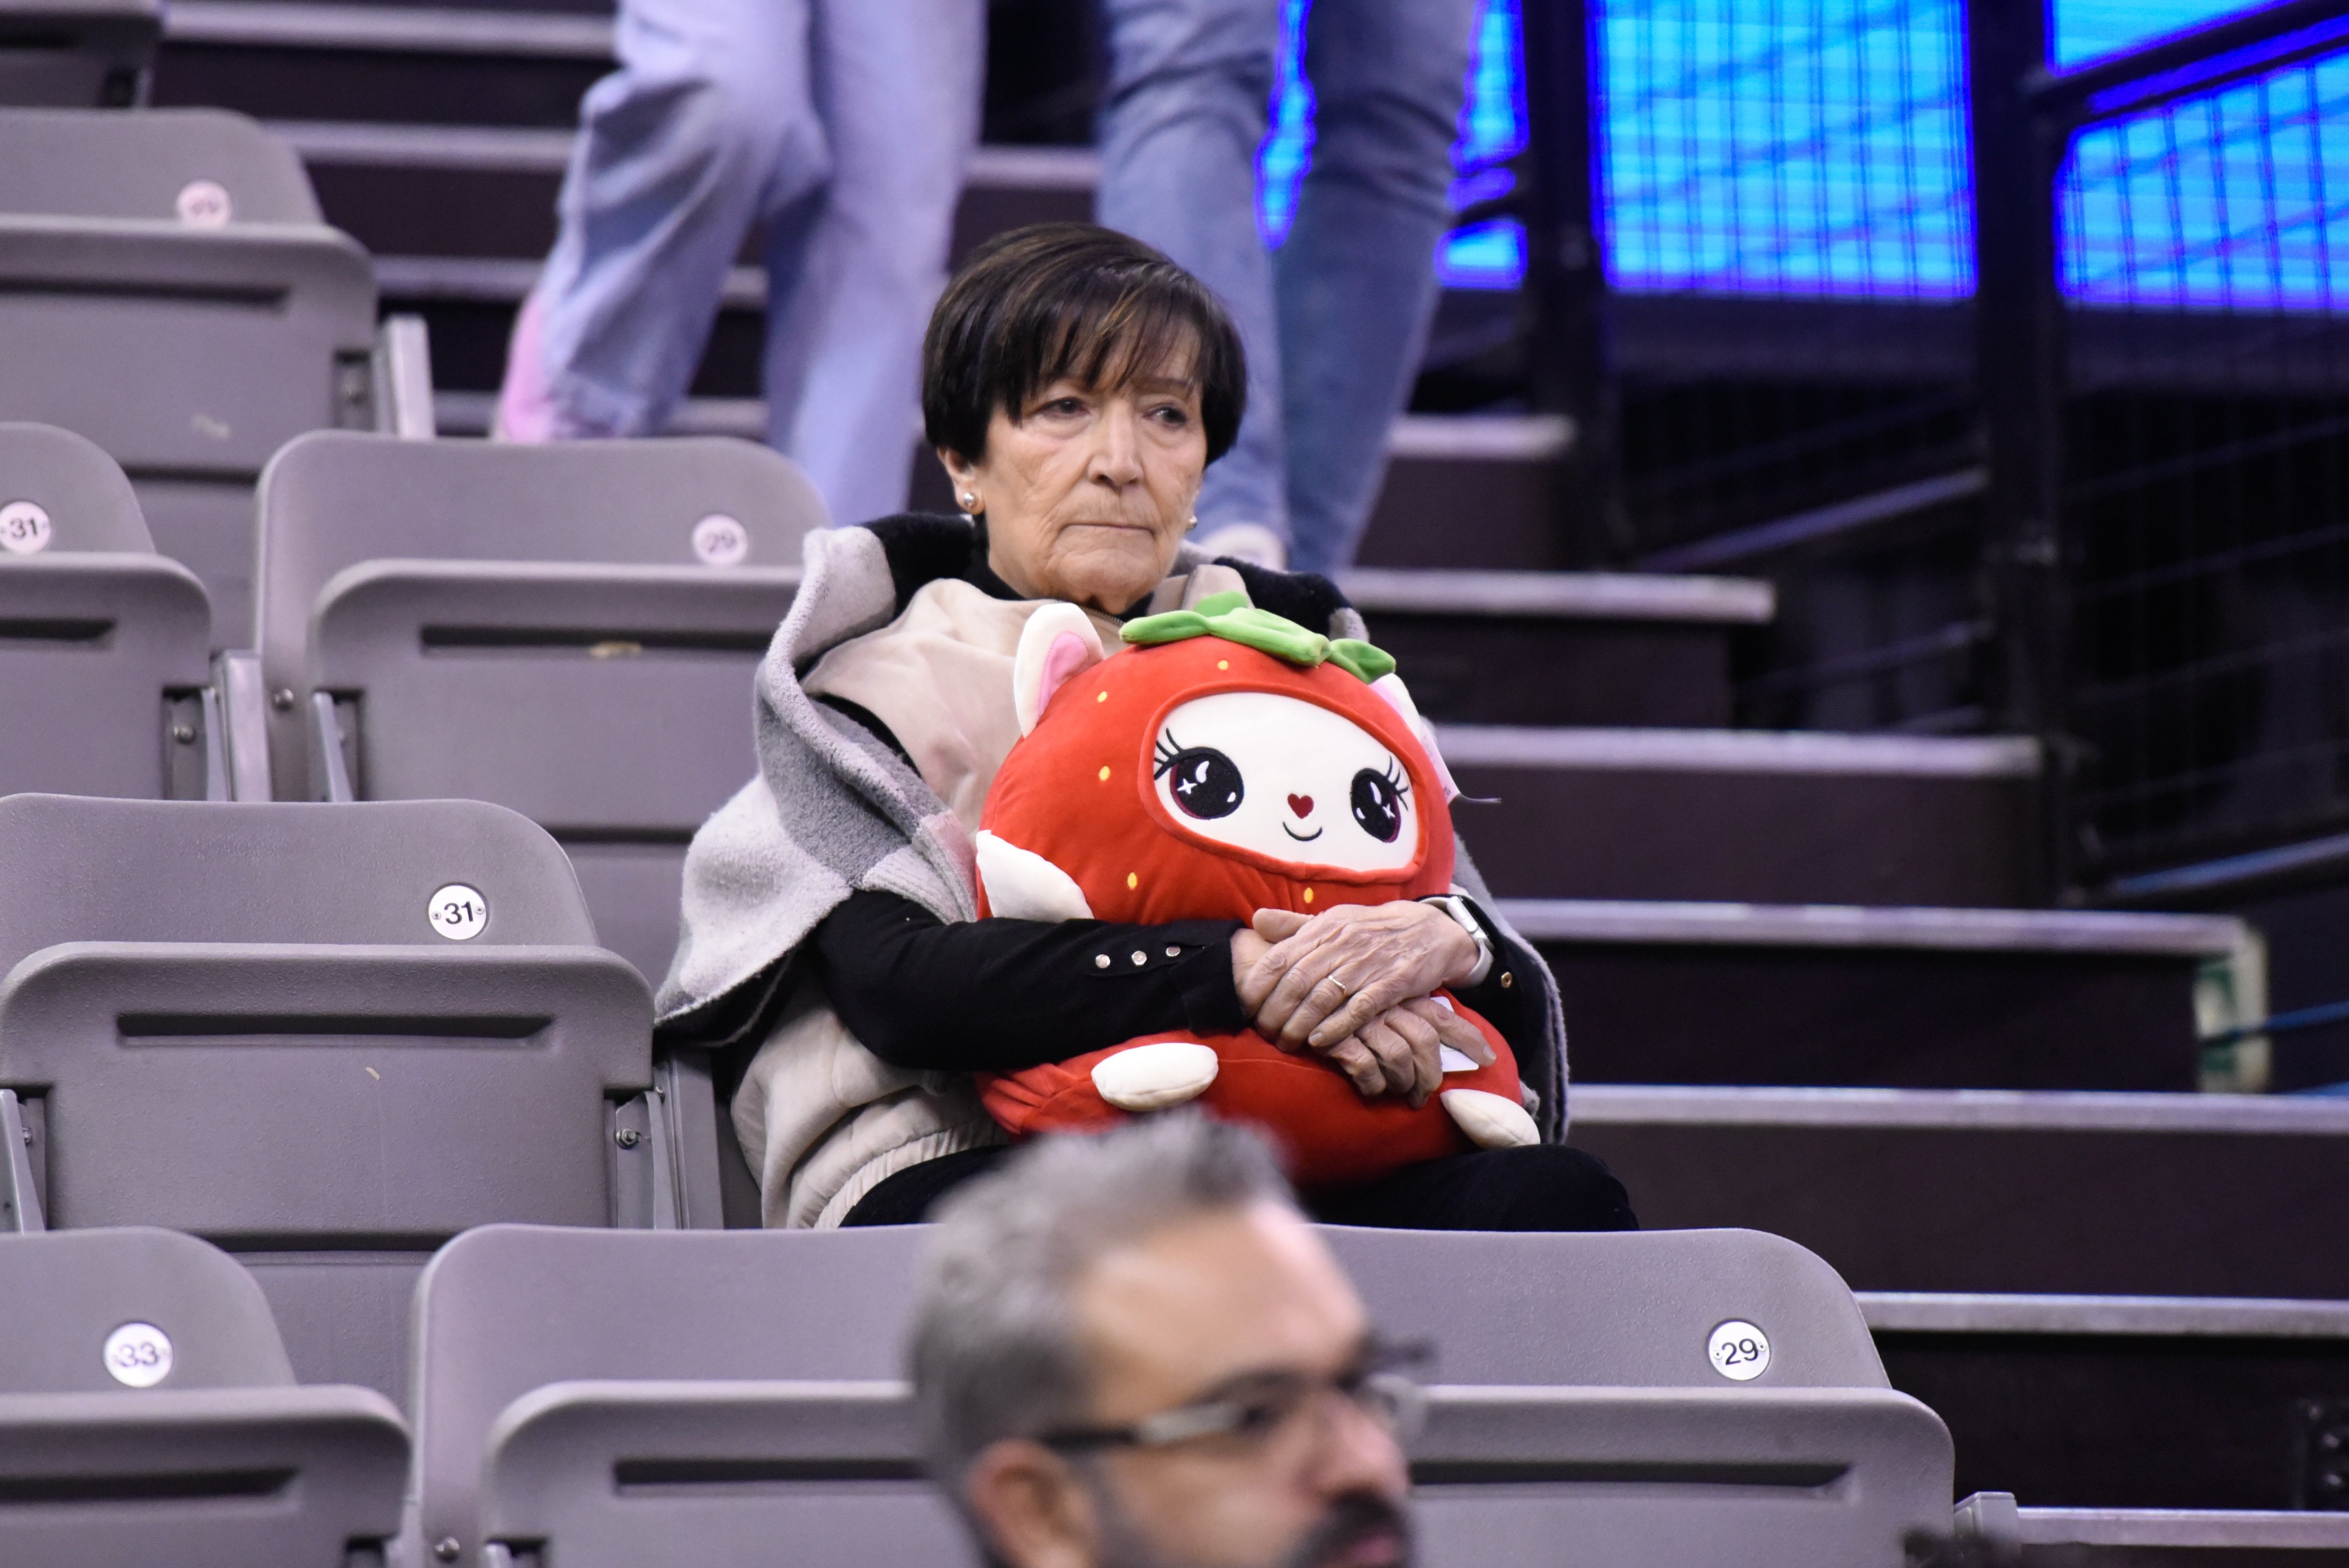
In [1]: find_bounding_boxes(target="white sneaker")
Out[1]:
[1193,521,1288,570]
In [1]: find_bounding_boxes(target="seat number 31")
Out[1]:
[428,884,488,941]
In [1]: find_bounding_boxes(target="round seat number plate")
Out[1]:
[1708,1319,1770,1381]
[104,1322,173,1387]
[428,884,487,941]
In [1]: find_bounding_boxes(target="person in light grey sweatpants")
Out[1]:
[498,0,984,527]
[1097,0,1481,574]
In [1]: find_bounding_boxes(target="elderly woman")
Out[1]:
[660,223,1632,1232]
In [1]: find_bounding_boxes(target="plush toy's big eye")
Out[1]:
[1160,747,1245,820]
[1350,767,1406,843]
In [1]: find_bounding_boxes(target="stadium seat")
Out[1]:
[0,793,674,1401]
[0,103,317,220]
[412,1223,1949,1567]
[0,108,433,646]
[253,431,825,981]
[477,1378,1949,1568]
[0,1225,407,1567]
[0,421,217,798]
[0,1,158,109]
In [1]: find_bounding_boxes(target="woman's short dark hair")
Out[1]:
[922,222,1247,465]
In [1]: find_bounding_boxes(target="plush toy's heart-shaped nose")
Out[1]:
[1287,793,1314,818]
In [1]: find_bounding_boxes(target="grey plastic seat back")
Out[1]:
[0,1225,293,1389]
[1407,1385,1949,1568]
[0,106,317,220]
[257,432,826,978]
[0,1226,410,1568]
[411,1224,1889,1566]
[0,795,655,1401]
[0,2,160,109]
[0,423,215,798]
[1321,1225,1890,1387]
[0,113,374,642]
[473,1381,1950,1568]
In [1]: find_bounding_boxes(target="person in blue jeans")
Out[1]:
[497,0,983,527]
[1098,0,1482,575]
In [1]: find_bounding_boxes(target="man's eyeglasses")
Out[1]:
[1039,1339,1431,1455]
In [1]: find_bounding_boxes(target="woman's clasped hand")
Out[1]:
[1230,901,1494,1109]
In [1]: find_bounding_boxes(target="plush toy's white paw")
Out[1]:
[1092,1042,1220,1112]
[1437,1045,1481,1074]
[975,830,1094,923]
[1440,1088,1540,1149]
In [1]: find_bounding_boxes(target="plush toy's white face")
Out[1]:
[1150,691,1419,872]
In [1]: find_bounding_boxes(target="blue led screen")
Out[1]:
[1258,0,2349,308]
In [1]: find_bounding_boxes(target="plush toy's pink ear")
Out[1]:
[1013,602,1107,736]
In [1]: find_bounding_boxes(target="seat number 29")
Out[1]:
[1707,1319,1771,1381]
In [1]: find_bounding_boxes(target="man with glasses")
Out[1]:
[912,1114,1424,1568]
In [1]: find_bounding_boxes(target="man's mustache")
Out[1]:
[1284,1489,1413,1568]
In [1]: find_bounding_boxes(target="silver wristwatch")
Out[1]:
[1422,894,1494,987]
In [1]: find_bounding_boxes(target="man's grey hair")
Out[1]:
[909,1114,1297,1490]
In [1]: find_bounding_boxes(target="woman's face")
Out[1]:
[943,359,1207,614]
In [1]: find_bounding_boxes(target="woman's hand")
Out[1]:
[1314,996,1490,1108]
[1236,902,1495,1105]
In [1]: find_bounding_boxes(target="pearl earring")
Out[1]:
[960,491,977,510]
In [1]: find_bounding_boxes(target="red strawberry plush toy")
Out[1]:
[972,590,1536,1187]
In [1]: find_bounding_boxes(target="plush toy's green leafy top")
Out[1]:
[1121,589,1396,684]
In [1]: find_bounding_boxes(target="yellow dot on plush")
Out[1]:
[1218,660,1230,670]
[1097,765,1111,782]
[1096,690,1108,703]
[1302,888,1315,903]
[1126,872,1139,890]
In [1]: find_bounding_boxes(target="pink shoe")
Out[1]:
[492,286,564,443]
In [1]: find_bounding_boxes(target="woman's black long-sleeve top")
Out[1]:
[803,528,1547,1076]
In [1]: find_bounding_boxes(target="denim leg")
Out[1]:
[1096,0,1287,541]
[1275,0,1478,572]
[537,0,824,436]
[762,0,983,526]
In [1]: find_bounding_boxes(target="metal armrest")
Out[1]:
[210,648,273,800]
[310,689,356,802]
[0,1090,42,1233]
[372,315,436,440]
[651,1048,726,1230]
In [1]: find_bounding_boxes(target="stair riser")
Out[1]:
[1466,769,2042,904]
[1355,452,1573,570]
[154,43,605,128]
[1881,1332,2349,1513]
[303,161,1090,272]
[1366,620,1736,728]
[1570,1121,2345,1295]
[1542,945,2198,1090]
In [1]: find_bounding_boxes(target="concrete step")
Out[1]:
[264,121,1095,277]
[1996,1505,2349,1562]
[1864,1293,2349,1513]
[1459,731,2044,906]
[1514,902,2246,1091]
[1570,1086,2348,1296]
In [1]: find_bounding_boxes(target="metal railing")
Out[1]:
[1519,0,2349,898]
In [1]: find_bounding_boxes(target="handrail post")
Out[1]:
[1969,0,2076,900]
[1520,0,1623,562]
